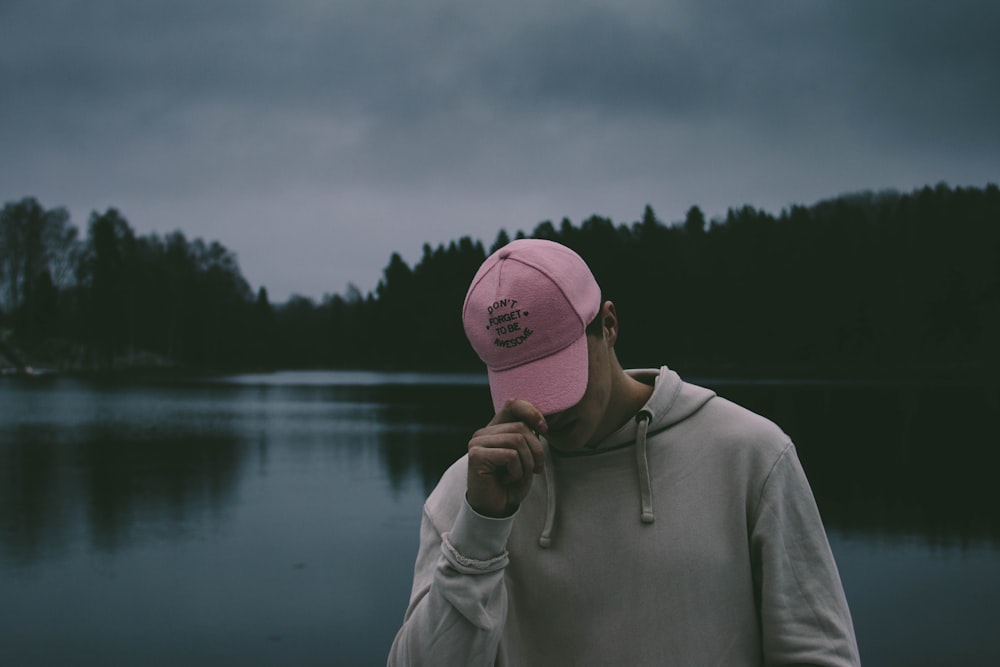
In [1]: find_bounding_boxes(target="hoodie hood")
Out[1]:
[537,366,715,547]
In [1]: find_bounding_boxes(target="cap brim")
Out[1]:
[486,333,589,416]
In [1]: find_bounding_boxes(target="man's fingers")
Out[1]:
[466,401,548,517]
[470,442,526,483]
[489,398,548,435]
[484,399,547,474]
[471,424,545,475]
[470,432,536,478]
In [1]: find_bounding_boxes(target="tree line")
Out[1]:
[1,182,997,377]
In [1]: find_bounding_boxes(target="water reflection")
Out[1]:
[0,375,496,569]
[2,374,998,567]
[1,425,243,564]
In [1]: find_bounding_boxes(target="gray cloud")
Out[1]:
[1,0,997,300]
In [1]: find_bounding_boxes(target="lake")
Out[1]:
[1,371,998,666]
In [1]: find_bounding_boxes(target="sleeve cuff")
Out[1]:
[446,498,516,563]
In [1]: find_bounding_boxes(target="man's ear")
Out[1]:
[602,301,619,347]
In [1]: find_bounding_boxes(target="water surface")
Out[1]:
[1,371,997,665]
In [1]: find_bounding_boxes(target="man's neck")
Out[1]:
[590,364,655,447]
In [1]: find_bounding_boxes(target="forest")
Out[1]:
[1,182,998,379]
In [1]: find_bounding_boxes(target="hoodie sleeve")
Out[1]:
[387,498,514,667]
[750,443,861,667]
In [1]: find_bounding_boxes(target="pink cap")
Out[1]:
[462,239,601,415]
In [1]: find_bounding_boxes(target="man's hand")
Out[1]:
[466,399,548,518]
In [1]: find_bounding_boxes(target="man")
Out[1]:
[388,239,860,666]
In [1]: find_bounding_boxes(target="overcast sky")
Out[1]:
[2,0,997,302]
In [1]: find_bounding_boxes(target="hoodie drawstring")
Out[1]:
[538,440,556,548]
[635,410,655,524]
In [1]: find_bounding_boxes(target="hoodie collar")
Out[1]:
[536,367,716,547]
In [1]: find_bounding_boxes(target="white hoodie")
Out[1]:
[388,368,860,666]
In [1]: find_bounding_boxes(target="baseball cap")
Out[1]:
[462,239,601,415]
